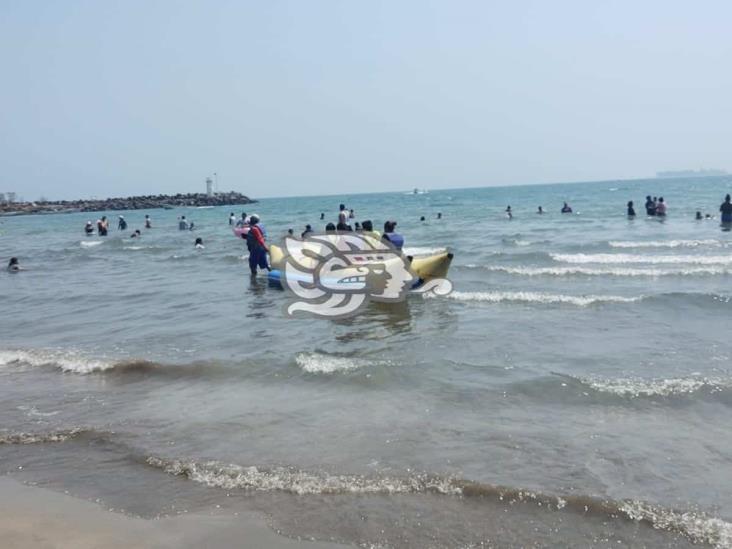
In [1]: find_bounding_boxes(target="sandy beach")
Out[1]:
[0,476,348,549]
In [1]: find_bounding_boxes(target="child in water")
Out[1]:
[194,237,205,249]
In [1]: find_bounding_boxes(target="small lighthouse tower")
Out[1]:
[205,177,214,196]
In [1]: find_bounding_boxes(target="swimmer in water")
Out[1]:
[696,211,703,220]
[301,224,313,238]
[130,229,142,238]
[194,237,205,249]
[145,215,152,229]
[7,257,21,272]
[561,202,572,214]
[287,228,294,236]
[505,206,513,219]
[118,215,127,231]
[84,221,94,235]
[420,216,426,222]
[627,201,636,217]
[537,206,543,214]
[229,212,236,225]
[437,212,442,219]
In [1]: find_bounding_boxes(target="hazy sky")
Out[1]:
[1,1,730,200]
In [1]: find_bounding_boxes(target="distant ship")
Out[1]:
[408,188,429,195]
[656,168,728,178]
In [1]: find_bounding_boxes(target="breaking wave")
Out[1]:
[147,456,732,547]
[431,291,642,306]
[294,352,386,374]
[471,265,731,277]
[608,239,725,249]
[0,348,180,376]
[552,253,732,265]
[0,428,90,445]
[80,240,103,248]
[571,374,732,398]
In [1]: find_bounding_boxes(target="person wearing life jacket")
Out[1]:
[246,215,270,275]
[382,221,404,250]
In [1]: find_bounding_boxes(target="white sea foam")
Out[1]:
[80,241,103,248]
[477,265,730,277]
[147,457,461,496]
[552,253,732,265]
[431,291,641,306]
[0,349,116,374]
[609,239,724,249]
[294,352,380,374]
[579,375,731,397]
[0,428,86,445]
[403,246,447,256]
[620,500,732,549]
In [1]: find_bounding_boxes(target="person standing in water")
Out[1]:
[656,197,667,217]
[645,196,655,216]
[561,202,572,213]
[505,206,513,219]
[720,194,732,226]
[537,206,543,214]
[301,224,313,238]
[118,215,127,231]
[194,237,205,249]
[179,216,189,230]
[97,216,108,236]
[84,221,94,235]
[144,215,152,229]
[627,201,636,217]
[229,212,236,225]
[246,215,270,275]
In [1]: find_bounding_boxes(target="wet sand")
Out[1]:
[0,476,348,549]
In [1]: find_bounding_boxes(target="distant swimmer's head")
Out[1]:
[420,216,426,221]
[195,237,203,246]
[7,257,20,272]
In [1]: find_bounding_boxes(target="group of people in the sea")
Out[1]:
[228,204,413,275]
[504,203,572,219]
[85,214,153,237]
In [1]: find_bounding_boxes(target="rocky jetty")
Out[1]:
[0,191,256,216]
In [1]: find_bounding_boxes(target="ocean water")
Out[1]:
[2,176,732,548]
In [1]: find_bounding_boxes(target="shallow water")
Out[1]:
[2,176,732,547]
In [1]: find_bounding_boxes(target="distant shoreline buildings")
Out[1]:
[656,169,728,178]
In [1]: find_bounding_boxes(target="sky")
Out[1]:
[1,0,730,200]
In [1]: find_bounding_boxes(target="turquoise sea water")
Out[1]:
[2,176,732,547]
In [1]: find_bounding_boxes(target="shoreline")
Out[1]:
[0,476,348,549]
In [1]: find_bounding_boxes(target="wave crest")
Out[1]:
[552,253,732,265]
[430,291,642,306]
[0,428,88,445]
[609,239,724,249]
[147,455,732,547]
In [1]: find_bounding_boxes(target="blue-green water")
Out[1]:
[2,176,732,548]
